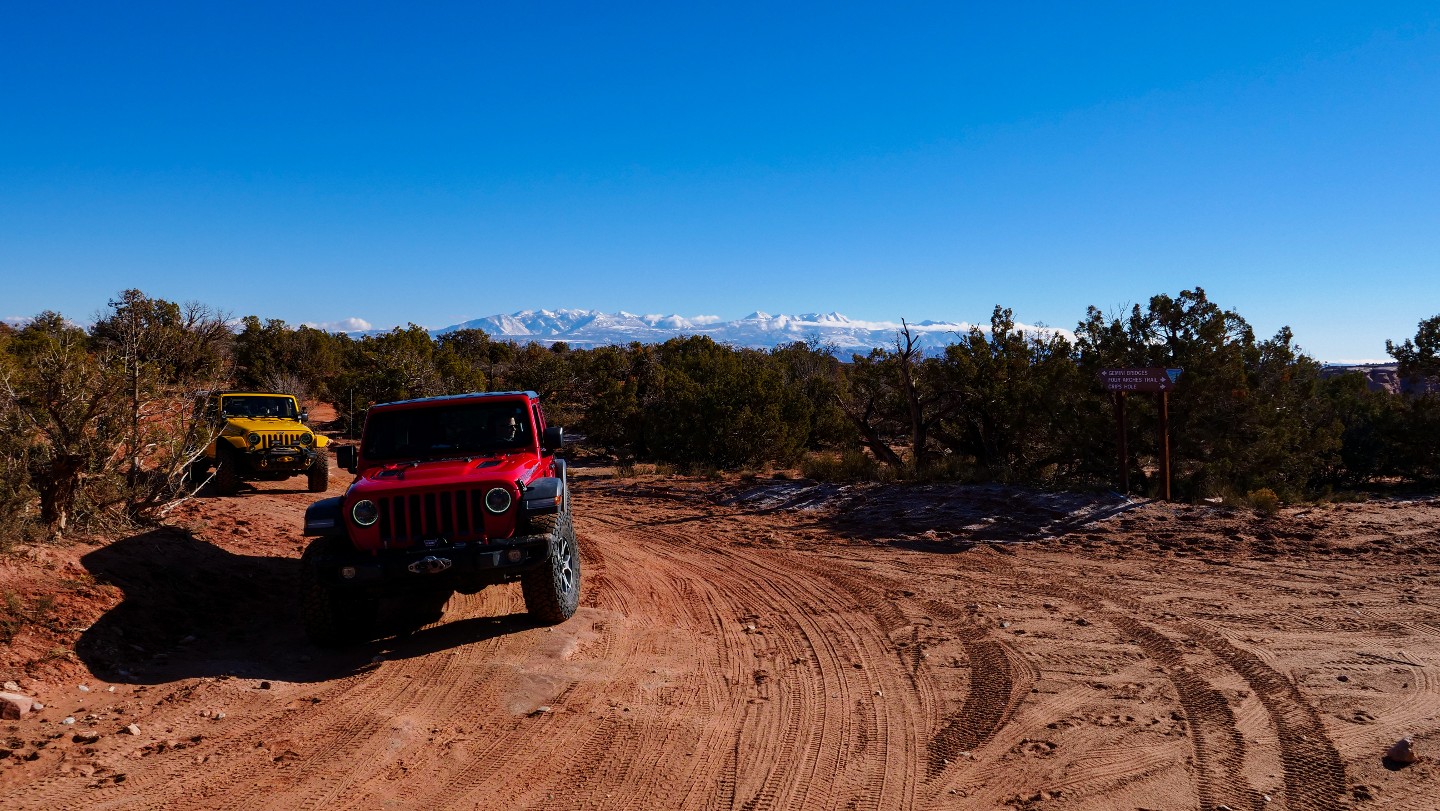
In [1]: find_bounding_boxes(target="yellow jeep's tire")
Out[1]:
[307,456,329,492]
[183,461,209,492]
[213,447,241,496]
[520,510,580,625]
[300,536,378,647]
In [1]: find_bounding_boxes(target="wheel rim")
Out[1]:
[555,532,576,594]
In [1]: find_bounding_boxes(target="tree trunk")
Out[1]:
[839,396,904,468]
[35,453,85,537]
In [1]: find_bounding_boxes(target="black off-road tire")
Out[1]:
[520,510,580,624]
[183,461,209,492]
[300,536,378,647]
[307,456,329,492]
[213,448,241,496]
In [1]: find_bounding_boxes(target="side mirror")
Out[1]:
[542,426,564,453]
[300,408,310,423]
[336,445,357,473]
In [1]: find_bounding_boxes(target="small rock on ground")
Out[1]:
[1386,736,1418,765]
[0,692,33,720]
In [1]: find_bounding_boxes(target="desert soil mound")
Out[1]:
[3,461,1440,810]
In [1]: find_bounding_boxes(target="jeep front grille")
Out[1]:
[376,489,489,545]
[259,431,305,448]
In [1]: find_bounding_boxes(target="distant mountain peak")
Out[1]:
[420,308,1070,355]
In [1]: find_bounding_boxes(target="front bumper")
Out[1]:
[239,446,321,473]
[315,536,551,594]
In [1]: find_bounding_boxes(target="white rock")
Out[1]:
[77,684,90,693]
[62,716,76,725]
[126,724,141,736]
[3,681,20,691]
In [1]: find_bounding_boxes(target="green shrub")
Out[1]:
[1246,487,1282,517]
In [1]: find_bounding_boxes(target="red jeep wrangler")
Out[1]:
[299,391,577,646]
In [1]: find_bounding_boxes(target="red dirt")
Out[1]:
[3,449,1440,809]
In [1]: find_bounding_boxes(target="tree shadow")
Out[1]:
[75,527,532,684]
[724,480,1142,548]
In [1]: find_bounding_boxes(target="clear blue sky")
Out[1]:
[2,2,1437,361]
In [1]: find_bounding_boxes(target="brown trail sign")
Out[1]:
[1101,368,1182,500]
[1099,368,1182,392]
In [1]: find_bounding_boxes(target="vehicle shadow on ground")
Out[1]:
[75,528,530,685]
[202,483,320,498]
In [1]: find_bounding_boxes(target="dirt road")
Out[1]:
[3,461,1440,809]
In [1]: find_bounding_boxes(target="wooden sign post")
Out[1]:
[1099,368,1182,500]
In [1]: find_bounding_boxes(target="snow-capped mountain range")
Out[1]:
[421,309,1069,354]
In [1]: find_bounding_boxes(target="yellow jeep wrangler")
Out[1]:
[192,391,331,494]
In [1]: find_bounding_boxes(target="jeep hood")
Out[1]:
[352,453,545,491]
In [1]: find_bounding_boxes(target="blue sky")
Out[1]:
[2,2,1437,361]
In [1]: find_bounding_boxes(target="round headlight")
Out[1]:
[352,499,379,526]
[246,432,261,448]
[484,487,512,514]
[298,433,314,446]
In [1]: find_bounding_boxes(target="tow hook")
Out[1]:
[408,556,453,575]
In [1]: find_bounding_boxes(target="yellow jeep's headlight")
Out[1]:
[246,432,261,448]
[299,433,314,446]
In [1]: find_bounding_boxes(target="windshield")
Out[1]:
[362,401,533,461]
[220,395,298,419]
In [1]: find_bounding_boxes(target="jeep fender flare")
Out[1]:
[521,460,568,515]
[304,496,345,536]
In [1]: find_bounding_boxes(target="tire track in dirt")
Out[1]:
[799,562,1033,791]
[392,507,750,810]
[396,584,628,807]
[1111,608,1345,809]
[219,594,552,811]
[925,637,1024,778]
[956,541,1348,811]
[666,542,857,811]
[1183,625,1347,811]
[6,660,406,811]
[1104,614,1261,811]
[1044,575,1347,811]
[625,518,923,811]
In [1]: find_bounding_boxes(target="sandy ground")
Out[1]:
[2,450,1440,809]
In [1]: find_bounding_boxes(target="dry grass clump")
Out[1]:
[613,461,680,479]
[0,590,57,645]
[802,451,881,483]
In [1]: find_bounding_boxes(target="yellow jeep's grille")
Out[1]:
[260,432,306,449]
